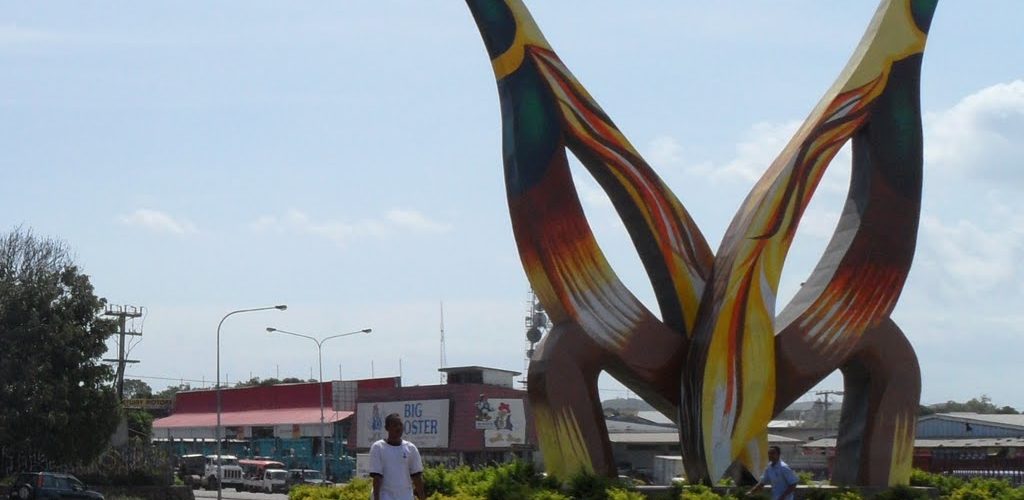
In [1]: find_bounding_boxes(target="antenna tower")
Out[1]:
[439,301,448,384]
[522,289,549,387]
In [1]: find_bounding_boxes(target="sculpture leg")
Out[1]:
[528,322,615,479]
[832,319,920,486]
[774,318,919,486]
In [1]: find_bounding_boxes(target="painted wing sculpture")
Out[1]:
[466,0,936,486]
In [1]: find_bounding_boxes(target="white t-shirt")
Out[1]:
[368,439,423,500]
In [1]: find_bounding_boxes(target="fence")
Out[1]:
[1,444,175,484]
[918,456,1024,485]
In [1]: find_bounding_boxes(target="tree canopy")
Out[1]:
[0,228,120,464]
[234,376,316,388]
[123,378,153,399]
[926,395,1019,415]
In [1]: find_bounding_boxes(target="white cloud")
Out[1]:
[386,209,452,233]
[645,135,687,170]
[251,208,451,247]
[118,209,197,236]
[687,121,802,183]
[918,213,1024,296]
[794,208,842,241]
[925,80,1024,183]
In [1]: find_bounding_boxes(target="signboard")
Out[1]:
[356,399,450,449]
[473,397,526,448]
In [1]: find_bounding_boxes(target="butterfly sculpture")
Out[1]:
[466,0,935,486]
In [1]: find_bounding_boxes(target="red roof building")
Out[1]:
[153,377,399,440]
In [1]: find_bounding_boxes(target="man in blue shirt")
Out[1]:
[748,446,799,500]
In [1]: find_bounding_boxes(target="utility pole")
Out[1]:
[815,390,844,431]
[102,304,143,401]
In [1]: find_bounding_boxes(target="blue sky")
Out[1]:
[2,2,1022,409]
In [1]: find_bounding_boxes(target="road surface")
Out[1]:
[194,489,288,500]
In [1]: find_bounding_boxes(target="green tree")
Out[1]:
[930,395,1019,415]
[123,378,153,399]
[154,383,192,399]
[126,409,154,441]
[0,228,120,464]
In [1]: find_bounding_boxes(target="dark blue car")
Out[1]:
[7,473,103,500]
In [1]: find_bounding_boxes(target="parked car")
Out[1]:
[285,469,332,488]
[7,472,103,500]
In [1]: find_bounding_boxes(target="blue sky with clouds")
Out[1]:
[2,2,1022,409]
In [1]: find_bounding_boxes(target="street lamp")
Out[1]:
[215,305,287,500]
[265,326,372,481]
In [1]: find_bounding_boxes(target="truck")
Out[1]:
[240,459,288,493]
[176,454,206,490]
[200,455,245,491]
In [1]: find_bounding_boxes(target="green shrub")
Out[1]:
[530,490,570,500]
[833,492,864,500]
[909,469,965,496]
[336,478,374,500]
[607,487,645,500]
[802,488,863,500]
[423,466,457,496]
[679,484,721,499]
[873,484,930,500]
[486,461,539,500]
[427,492,484,500]
[948,477,1024,500]
[566,470,618,500]
[797,471,815,485]
[289,482,362,500]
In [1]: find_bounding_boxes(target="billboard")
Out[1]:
[356,399,450,449]
[473,397,526,448]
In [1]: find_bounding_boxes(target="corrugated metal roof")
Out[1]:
[769,420,804,428]
[605,420,674,433]
[153,408,353,428]
[804,437,1024,449]
[927,413,1024,429]
[610,433,800,444]
[636,411,675,426]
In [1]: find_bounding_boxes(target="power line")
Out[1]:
[123,374,213,386]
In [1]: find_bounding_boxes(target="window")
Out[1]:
[251,426,275,439]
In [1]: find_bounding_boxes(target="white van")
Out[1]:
[254,469,288,493]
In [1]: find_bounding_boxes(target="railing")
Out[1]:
[920,456,1024,485]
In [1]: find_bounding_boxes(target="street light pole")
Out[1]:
[266,327,372,481]
[215,305,287,500]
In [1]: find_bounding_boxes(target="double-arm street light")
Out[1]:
[265,326,372,481]
[215,305,287,500]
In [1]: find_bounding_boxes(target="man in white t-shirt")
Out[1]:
[369,413,425,500]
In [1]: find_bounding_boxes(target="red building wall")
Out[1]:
[172,377,400,413]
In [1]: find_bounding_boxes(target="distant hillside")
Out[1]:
[602,398,655,412]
